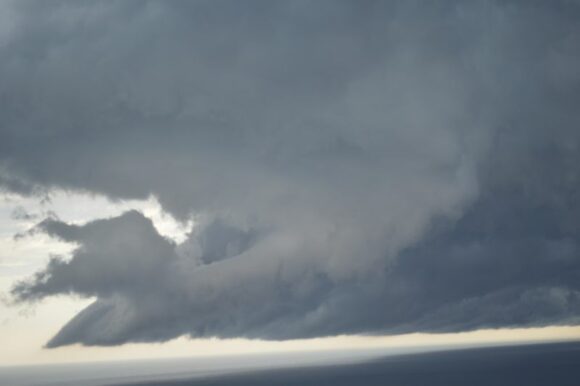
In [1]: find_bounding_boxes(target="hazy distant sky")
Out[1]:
[2,0,580,364]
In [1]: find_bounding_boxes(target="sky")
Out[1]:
[2,0,580,366]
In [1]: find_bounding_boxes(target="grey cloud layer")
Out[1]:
[4,0,580,346]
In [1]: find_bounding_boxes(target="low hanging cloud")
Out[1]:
[4,0,580,347]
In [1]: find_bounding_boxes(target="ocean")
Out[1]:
[2,342,580,386]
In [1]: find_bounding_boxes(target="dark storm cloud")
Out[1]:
[4,0,580,346]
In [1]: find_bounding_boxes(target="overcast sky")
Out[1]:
[1,0,580,363]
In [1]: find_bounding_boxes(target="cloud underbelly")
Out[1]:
[4,0,580,347]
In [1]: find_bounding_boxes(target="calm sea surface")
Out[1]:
[2,342,580,386]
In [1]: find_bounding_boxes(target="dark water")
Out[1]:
[123,342,580,386]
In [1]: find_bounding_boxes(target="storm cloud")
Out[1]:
[4,0,580,346]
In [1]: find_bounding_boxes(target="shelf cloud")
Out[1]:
[3,0,580,347]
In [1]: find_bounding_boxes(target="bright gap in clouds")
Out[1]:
[1,190,193,244]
